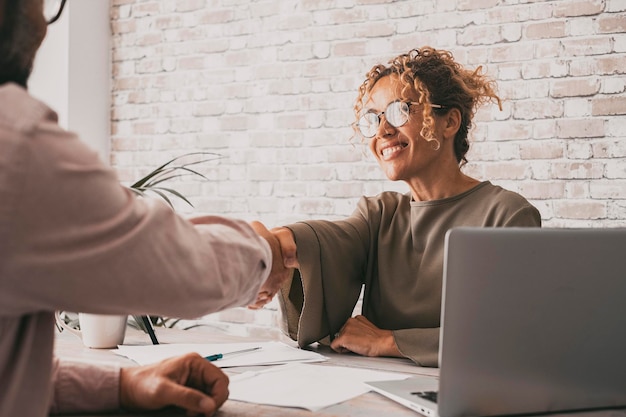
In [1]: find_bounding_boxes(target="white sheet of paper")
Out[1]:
[113,341,326,367]
[228,362,410,411]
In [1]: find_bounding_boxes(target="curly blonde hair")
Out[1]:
[353,46,502,165]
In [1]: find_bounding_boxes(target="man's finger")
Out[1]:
[248,292,273,309]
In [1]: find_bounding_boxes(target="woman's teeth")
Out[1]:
[381,145,404,158]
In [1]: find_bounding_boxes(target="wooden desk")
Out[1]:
[54,325,626,417]
[54,324,436,417]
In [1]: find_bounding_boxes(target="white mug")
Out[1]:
[55,312,128,349]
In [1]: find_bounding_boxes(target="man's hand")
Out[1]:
[248,222,297,309]
[330,315,401,358]
[119,353,229,417]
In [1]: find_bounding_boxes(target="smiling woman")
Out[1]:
[355,47,502,173]
[249,46,542,368]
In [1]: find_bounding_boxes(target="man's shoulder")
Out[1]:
[0,83,55,134]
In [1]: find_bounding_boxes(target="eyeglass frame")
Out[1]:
[356,100,447,139]
[45,0,67,25]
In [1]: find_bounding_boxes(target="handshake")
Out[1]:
[248,222,300,309]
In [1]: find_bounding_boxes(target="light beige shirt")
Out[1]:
[279,182,541,367]
[0,83,272,416]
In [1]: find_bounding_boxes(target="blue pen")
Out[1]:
[204,347,261,362]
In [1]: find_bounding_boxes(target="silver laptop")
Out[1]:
[367,227,626,417]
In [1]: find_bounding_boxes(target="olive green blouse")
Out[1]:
[277,181,541,367]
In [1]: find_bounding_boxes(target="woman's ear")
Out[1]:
[442,107,462,139]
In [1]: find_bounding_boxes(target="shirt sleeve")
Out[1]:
[2,119,271,318]
[48,358,120,414]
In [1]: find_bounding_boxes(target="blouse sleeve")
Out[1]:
[278,218,369,347]
[393,328,441,367]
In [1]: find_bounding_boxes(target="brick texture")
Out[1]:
[109,0,626,326]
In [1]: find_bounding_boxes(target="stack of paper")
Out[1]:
[113,342,412,411]
[113,341,326,367]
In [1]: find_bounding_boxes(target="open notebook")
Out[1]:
[367,227,626,417]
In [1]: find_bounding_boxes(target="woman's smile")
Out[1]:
[379,140,409,161]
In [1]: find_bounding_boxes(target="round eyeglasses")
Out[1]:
[356,100,446,139]
[44,0,67,25]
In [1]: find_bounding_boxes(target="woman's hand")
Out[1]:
[330,315,402,358]
[248,223,297,309]
[270,226,299,268]
[119,353,229,417]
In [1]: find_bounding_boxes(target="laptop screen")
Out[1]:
[438,227,626,417]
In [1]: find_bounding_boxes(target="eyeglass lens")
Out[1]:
[357,101,411,138]
[44,0,66,24]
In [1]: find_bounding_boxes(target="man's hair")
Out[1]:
[0,2,40,87]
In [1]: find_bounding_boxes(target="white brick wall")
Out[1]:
[109,0,626,325]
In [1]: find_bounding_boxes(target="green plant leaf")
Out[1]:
[128,152,220,208]
[143,188,176,208]
[144,186,194,208]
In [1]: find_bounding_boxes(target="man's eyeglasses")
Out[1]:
[44,0,67,25]
[356,100,446,139]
